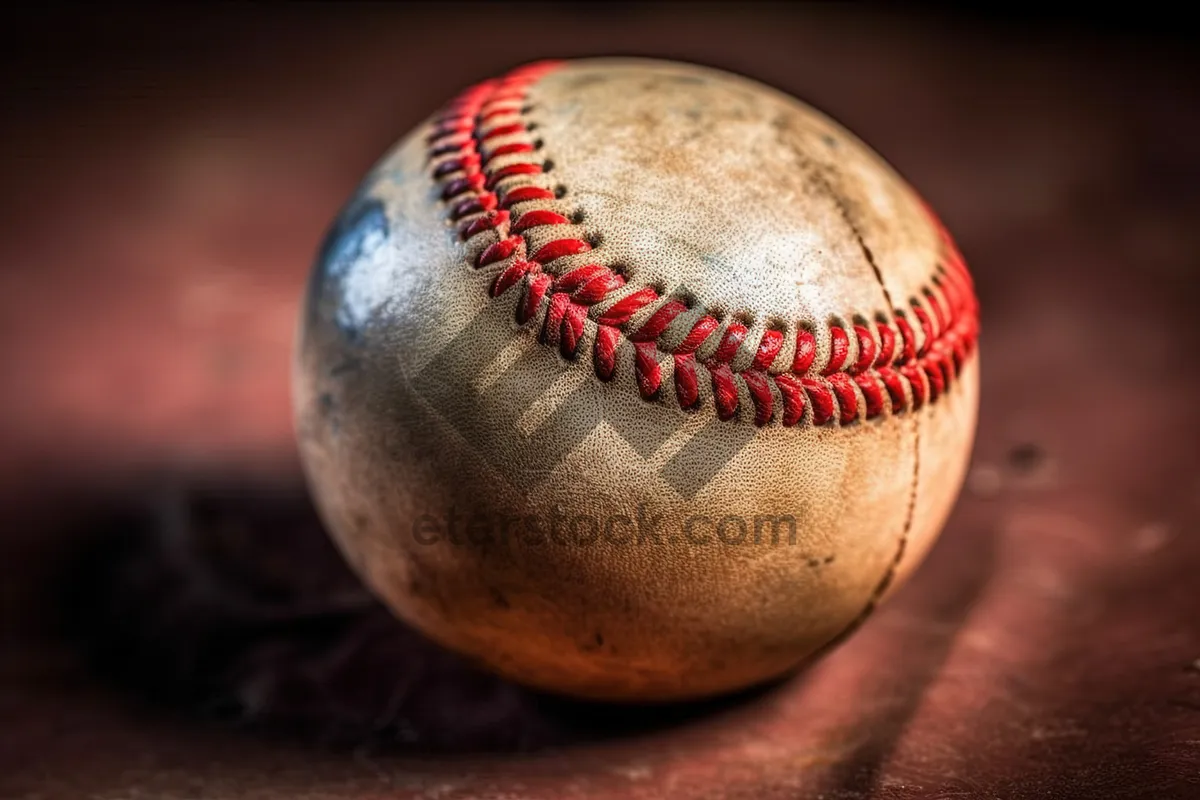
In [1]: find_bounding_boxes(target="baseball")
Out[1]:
[294,58,979,701]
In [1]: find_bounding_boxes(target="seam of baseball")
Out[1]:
[818,414,920,656]
[827,187,896,312]
[426,61,979,428]
[817,164,919,638]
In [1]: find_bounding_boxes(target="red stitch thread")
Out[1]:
[901,364,927,409]
[674,353,700,409]
[877,367,907,413]
[855,372,885,418]
[711,324,747,364]
[521,273,551,324]
[427,63,979,426]
[562,299,588,354]
[460,209,508,239]
[478,236,523,268]
[594,325,620,381]
[774,374,806,427]
[596,288,659,327]
[676,315,720,355]
[793,329,817,373]
[486,162,543,189]
[634,341,662,398]
[501,186,556,207]
[452,193,496,219]
[752,330,784,371]
[632,300,688,342]
[492,259,536,297]
[741,370,774,427]
[531,238,590,263]
[827,373,860,425]
[851,325,876,373]
[710,363,740,421]
[875,322,896,367]
[555,264,607,293]
[895,316,918,363]
[544,291,571,350]
[488,142,535,158]
[913,304,935,357]
[511,209,569,232]
[822,327,851,375]
[803,378,835,426]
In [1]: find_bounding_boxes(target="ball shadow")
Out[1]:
[55,470,767,755]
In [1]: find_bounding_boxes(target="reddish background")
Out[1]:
[2,5,1198,799]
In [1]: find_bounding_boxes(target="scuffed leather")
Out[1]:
[294,59,979,701]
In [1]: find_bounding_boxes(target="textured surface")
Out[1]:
[2,6,1199,799]
[296,58,979,700]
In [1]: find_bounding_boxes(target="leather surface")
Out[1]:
[295,59,979,700]
[528,60,942,328]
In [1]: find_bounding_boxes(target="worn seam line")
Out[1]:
[822,168,916,633]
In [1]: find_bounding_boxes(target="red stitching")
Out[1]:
[822,326,851,376]
[827,373,860,425]
[500,186,556,208]
[631,300,687,343]
[851,325,876,373]
[793,329,817,373]
[634,341,662,398]
[803,378,835,426]
[711,324,747,364]
[427,63,979,427]
[674,353,700,409]
[710,363,740,421]
[774,373,806,427]
[752,329,784,371]
[855,372,885,418]
[741,370,774,427]
[594,324,620,381]
[676,315,720,355]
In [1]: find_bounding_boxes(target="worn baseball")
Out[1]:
[294,58,979,701]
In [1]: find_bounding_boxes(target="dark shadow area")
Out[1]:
[818,516,1000,797]
[55,472,770,754]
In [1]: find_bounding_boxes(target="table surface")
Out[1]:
[1,7,1198,799]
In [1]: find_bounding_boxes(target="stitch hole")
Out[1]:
[706,305,727,323]
[520,104,536,115]
[765,316,788,332]
[570,208,587,225]
[586,231,604,248]
[532,138,545,151]
[850,314,869,326]
[554,184,568,199]
[673,287,698,310]
[526,122,540,132]
[542,159,555,173]
[733,310,756,328]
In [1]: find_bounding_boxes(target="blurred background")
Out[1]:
[1,4,1198,799]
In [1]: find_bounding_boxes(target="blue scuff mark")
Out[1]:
[308,196,391,341]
